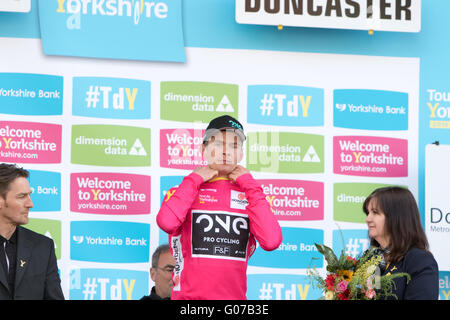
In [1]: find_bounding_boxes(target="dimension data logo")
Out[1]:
[249,227,323,269]
[0,73,63,116]
[259,179,323,221]
[247,85,324,127]
[71,124,150,166]
[334,89,408,130]
[70,220,150,263]
[246,131,324,174]
[0,121,62,164]
[73,77,150,119]
[70,172,150,215]
[333,182,404,223]
[160,81,239,123]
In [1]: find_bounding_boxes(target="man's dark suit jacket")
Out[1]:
[0,226,64,300]
[382,247,439,300]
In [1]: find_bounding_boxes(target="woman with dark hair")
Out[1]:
[363,186,439,300]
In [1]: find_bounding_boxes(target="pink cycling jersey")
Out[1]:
[157,172,282,300]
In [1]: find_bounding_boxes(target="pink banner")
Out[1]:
[71,172,150,215]
[0,121,61,163]
[333,136,408,177]
[258,179,324,221]
[160,128,207,170]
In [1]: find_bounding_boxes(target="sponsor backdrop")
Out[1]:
[0,0,448,300]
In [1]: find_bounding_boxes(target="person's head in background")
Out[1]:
[363,186,430,263]
[150,244,176,299]
[202,115,245,177]
[0,163,33,237]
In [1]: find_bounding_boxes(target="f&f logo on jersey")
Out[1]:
[230,190,249,210]
[191,210,249,261]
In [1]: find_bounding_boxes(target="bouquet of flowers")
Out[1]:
[308,244,410,300]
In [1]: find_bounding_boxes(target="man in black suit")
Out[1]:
[0,163,64,300]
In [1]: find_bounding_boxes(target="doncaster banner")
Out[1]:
[236,0,421,32]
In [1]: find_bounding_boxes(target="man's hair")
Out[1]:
[151,244,171,268]
[0,163,29,200]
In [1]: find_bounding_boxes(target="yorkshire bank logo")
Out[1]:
[70,220,150,263]
[334,89,408,130]
[55,0,169,25]
[246,131,324,174]
[259,179,323,221]
[333,136,408,177]
[0,73,63,116]
[160,81,239,123]
[71,124,150,166]
[73,77,151,119]
[0,121,62,164]
[38,0,186,62]
[73,235,84,244]
[70,172,150,215]
[247,84,324,127]
[69,268,149,300]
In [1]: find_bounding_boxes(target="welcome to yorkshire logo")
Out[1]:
[55,0,169,27]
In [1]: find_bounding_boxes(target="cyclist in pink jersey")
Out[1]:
[157,115,282,300]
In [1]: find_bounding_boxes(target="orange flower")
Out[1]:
[338,269,354,281]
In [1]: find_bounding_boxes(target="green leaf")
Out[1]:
[315,243,339,271]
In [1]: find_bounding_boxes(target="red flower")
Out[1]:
[325,274,336,290]
[337,289,350,300]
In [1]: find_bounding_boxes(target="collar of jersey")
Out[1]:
[207,176,230,183]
